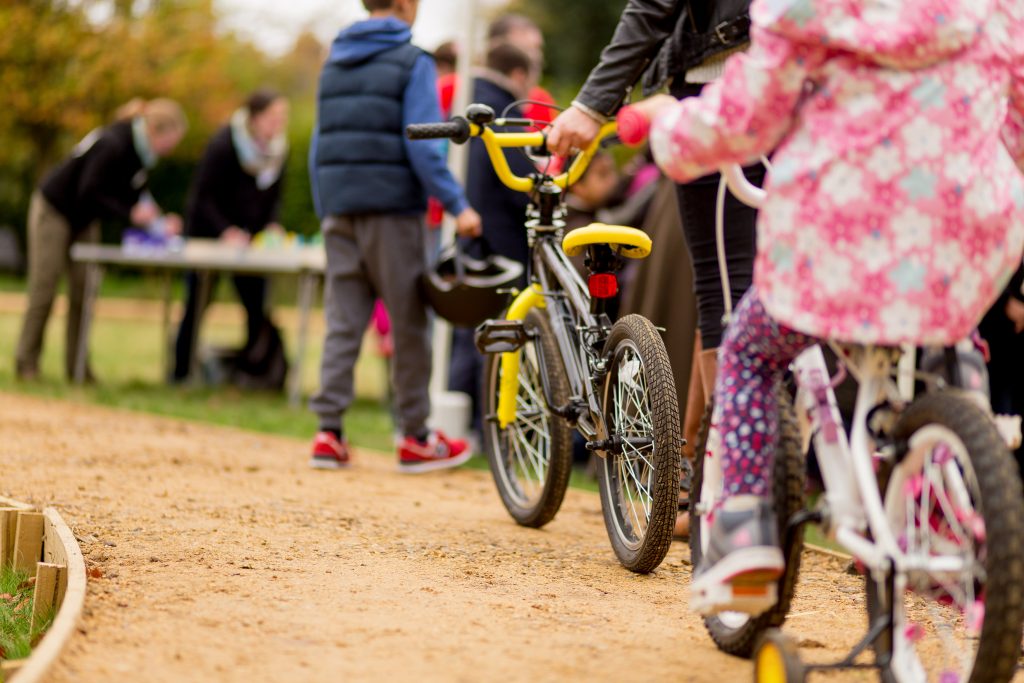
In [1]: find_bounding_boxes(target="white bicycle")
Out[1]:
[702,167,1024,683]
[616,107,1024,682]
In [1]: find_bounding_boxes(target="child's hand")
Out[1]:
[164,213,183,236]
[130,201,160,226]
[221,226,251,247]
[455,208,482,238]
[628,94,678,123]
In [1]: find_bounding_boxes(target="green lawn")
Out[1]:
[0,276,394,453]
[0,566,51,662]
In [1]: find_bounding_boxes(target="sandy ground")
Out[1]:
[1,391,1013,683]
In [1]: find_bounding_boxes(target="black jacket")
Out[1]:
[40,120,148,233]
[462,75,533,270]
[186,126,284,238]
[576,0,751,118]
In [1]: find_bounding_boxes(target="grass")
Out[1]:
[0,274,604,488]
[0,276,394,452]
[0,567,52,662]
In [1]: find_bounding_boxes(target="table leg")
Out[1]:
[74,263,104,384]
[188,272,213,382]
[290,273,318,408]
[161,271,172,382]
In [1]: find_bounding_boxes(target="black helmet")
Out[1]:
[423,243,524,327]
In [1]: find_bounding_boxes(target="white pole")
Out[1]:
[427,0,479,437]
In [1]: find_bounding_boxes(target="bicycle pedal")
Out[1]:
[474,320,530,354]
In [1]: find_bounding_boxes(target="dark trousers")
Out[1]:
[173,272,268,380]
[674,165,761,349]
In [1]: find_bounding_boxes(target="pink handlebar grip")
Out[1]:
[617,105,650,147]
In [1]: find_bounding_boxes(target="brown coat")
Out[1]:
[620,177,698,428]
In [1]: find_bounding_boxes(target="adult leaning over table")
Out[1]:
[172,89,290,383]
[15,98,187,382]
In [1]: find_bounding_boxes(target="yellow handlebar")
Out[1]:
[469,121,619,194]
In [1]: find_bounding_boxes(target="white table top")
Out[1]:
[71,239,326,275]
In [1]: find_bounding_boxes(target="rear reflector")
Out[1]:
[588,273,618,299]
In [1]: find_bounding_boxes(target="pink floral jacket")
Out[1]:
[650,0,1024,345]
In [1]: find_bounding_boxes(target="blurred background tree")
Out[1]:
[0,0,326,244]
[0,0,623,248]
[506,0,623,100]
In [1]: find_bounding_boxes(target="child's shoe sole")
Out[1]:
[309,456,351,470]
[690,546,784,616]
[397,451,471,474]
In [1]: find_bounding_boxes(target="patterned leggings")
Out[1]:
[714,287,816,498]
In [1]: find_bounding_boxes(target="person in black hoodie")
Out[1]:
[547,0,754,538]
[448,42,536,442]
[172,89,290,382]
[15,98,187,381]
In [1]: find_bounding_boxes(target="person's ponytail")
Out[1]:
[114,97,188,136]
[144,98,188,136]
[115,98,147,121]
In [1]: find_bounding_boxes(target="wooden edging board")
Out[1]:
[1,504,87,683]
[805,542,853,562]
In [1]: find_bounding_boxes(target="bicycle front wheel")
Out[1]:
[483,308,574,528]
[598,314,682,573]
[869,391,1024,683]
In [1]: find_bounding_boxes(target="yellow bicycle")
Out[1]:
[408,105,682,573]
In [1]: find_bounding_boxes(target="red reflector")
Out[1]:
[588,273,618,299]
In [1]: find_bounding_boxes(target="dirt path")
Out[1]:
[0,391,958,682]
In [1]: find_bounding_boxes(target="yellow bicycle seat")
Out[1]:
[562,223,652,259]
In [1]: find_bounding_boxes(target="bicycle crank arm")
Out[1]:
[585,436,653,455]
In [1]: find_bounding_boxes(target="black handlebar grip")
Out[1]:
[405,117,472,144]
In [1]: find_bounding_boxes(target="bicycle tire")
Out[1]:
[483,307,574,528]
[867,391,1024,683]
[597,314,682,573]
[689,385,805,657]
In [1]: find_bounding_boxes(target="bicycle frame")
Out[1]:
[498,218,612,445]
[474,118,620,442]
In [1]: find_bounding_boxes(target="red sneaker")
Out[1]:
[397,431,470,473]
[310,431,351,470]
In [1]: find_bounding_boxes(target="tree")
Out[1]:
[506,0,625,97]
[0,0,287,235]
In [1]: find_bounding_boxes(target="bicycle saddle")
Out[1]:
[562,223,652,259]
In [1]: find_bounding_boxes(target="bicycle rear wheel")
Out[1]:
[868,391,1024,683]
[598,314,681,573]
[689,386,805,657]
[483,308,574,528]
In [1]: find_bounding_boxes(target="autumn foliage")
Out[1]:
[0,0,325,240]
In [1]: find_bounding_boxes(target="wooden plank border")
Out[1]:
[7,508,86,683]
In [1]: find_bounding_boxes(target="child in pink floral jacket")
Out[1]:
[634,0,1024,614]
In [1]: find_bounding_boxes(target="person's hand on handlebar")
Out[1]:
[547,106,603,157]
[455,207,482,238]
